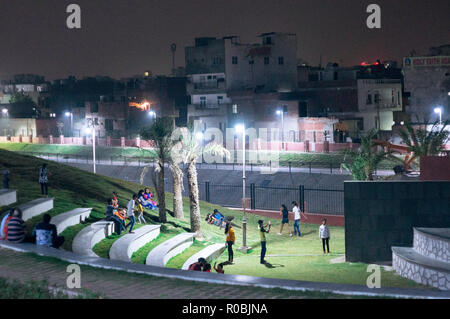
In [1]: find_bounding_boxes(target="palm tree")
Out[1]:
[168,140,185,219]
[342,129,398,181]
[171,127,229,237]
[140,117,174,223]
[398,120,449,168]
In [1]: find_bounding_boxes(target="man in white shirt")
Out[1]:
[125,194,138,234]
[292,201,307,237]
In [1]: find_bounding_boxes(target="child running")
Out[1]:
[319,218,331,255]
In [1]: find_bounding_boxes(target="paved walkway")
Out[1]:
[1,242,449,299]
[0,247,335,299]
[32,153,394,176]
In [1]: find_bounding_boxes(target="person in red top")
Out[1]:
[203,263,212,273]
[188,258,207,271]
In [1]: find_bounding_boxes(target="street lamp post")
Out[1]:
[85,120,96,174]
[434,107,443,126]
[276,109,285,150]
[65,112,73,136]
[235,124,249,252]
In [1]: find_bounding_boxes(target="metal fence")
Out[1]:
[196,182,344,216]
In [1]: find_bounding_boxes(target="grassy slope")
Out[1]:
[0,149,427,289]
[0,142,405,169]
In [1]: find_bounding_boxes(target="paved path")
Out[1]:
[31,153,394,176]
[1,243,449,299]
[0,247,339,299]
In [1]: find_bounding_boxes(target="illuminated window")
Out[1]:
[232,104,238,114]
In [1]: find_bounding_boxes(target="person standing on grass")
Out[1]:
[292,201,307,237]
[278,204,292,236]
[39,163,50,197]
[258,219,271,264]
[225,221,235,263]
[319,218,331,255]
[125,194,138,234]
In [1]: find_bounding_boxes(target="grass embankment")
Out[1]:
[0,142,156,160]
[0,142,406,170]
[0,149,427,289]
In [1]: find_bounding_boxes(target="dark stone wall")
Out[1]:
[344,181,450,263]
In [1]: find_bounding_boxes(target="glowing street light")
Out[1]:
[84,121,96,174]
[276,109,285,150]
[235,123,249,252]
[65,111,73,136]
[148,110,156,117]
[434,107,443,125]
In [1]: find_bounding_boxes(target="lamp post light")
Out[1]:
[84,121,96,174]
[2,108,8,118]
[195,131,204,163]
[434,107,443,126]
[276,109,285,150]
[65,111,73,136]
[235,123,249,252]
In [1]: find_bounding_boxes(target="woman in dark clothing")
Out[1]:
[225,221,235,263]
[39,164,50,197]
[278,204,292,236]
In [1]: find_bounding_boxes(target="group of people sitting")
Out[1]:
[188,257,225,274]
[0,207,65,249]
[205,209,227,228]
[105,188,158,235]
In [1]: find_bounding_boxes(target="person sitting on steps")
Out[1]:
[32,214,65,249]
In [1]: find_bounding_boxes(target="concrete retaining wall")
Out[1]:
[344,181,450,263]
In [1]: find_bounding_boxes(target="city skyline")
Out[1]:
[0,0,448,80]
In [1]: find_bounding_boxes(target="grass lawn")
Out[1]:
[0,148,428,290]
[0,142,411,170]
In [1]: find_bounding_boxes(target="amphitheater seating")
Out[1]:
[109,225,161,262]
[182,243,226,270]
[51,208,92,235]
[146,232,195,267]
[18,198,54,221]
[72,221,114,257]
[0,189,17,206]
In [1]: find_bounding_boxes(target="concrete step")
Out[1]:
[414,228,450,263]
[109,225,161,262]
[72,221,114,257]
[51,208,92,235]
[392,246,450,291]
[146,232,195,268]
[182,243,226,270]
[0,189,17,206]
[18,198,54,221]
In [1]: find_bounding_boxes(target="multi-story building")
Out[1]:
[297,62,403,141]
[403,45,450,122]
[185,32,298,138]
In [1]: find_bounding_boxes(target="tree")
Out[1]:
[8,93,38,118]
[169,139,185,220]
[398,120,449,168]
[171,127,229,237]
[342,129,398,181]
[140,117,174,223]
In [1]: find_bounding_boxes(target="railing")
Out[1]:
[199,182,344,216]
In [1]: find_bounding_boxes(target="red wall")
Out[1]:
[420,156,450,181]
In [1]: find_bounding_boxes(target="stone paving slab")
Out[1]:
[0,240,449,299]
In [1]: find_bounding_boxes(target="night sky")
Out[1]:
[0,0,449,80]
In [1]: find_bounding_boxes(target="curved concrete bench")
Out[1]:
[52,208,92,235]
[72,221,114,257]
[19,198,54,221]
[182,243,226,270]
[0,189,17,206]
[109,225,161,262]
[146,232,196,267]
